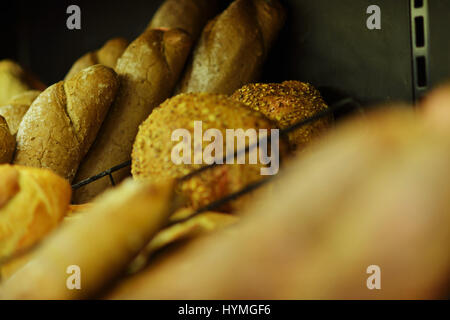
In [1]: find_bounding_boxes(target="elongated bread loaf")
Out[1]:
[13,65,119,182]
[0,165,71,264]
[0,178,175,300]
[0,90,41,135]
[148,0,220,40]
[0,116,15,164]
[73,29,192,203]
[177,0,286,95]
[0,60,46,105]
[65,38,129,80]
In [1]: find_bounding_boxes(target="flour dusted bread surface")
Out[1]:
[177,0,286,95]
[131,93,280,211]
[0,116,15,164]
[149,0,220,40]
[0,165,71,262]
[73,28,192,203]
[65,38,129,80]
[0,90,41,135]
[13,65,119,181]
[232,81,332,151]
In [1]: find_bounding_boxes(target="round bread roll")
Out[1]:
[0,90,41,135]
[0,165,71,262]
[0,116,15,164]
[132,93,282,212]
[232,81,332,151]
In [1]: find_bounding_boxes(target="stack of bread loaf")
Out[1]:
[2,0,446,300]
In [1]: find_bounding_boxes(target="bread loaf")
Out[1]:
[232,81,332,151]
[0,116,15,164]
[65,38,129,80]
[177,0,286,95]
[13,65,119,182]
[148,0,220,40]
[0,178,175,299]
[131,93,283,212]
[73,29,192,203]
[0,90,41,135]
[0,165,71,263]
[0,60,46,105]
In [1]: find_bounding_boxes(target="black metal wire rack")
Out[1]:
[72,97,358,223]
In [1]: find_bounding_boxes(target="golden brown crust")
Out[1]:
[0,116,15,164]
[0,60,45,105]
[0,179,174,299]
[131,93,279,211]
[177,0,285,95]
[232,81,332,151]
[13,65,119,182]
[73,29,192,203]
[149,0,220,40]
[0,90,41,135]
[0,164,71,262]
[65,38,129,80]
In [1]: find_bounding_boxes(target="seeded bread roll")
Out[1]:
[13,65,119,182]
[232,81,332,151]
[0,165,71,263]
[73,29,192,203]
[148,0,220,40]
[0,60,46,105]
[0,116,15,164]
[131,93,283,212]
[177,0,286,95]
[65,38,129,80]
[0,90,41,135]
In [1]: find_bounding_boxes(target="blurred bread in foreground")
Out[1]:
[107,107,450,299]
[0,165,71,263]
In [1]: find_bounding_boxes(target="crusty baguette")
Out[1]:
[148,0,220,40]
[0,90,41,135]
[0,178,175,300]
[72,29,192,203]
[0,165,71,263]
[65,38,129,80]
[0,60,46,105]
[13,65,119,182]
[0,116,15,164]
[177,0,286,95]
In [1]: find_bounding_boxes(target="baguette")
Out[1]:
[177,0,286,95]
[0,178,175,300]
[13,65,119,182]
[65,38,129,80]
[148,0,220,40]
[73,28,192,203]
[0,165,71,264]
[0,116,15,164]
[0,60,46,105]
[0,90,41,135]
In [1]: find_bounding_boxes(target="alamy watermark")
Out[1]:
[171,121,280,176]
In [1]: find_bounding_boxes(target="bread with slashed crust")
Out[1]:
[13,65,119,182]
[65,38,129,80]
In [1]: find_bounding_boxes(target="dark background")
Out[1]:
[1,0,449,106]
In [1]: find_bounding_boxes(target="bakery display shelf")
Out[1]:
[72,95,358,221]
